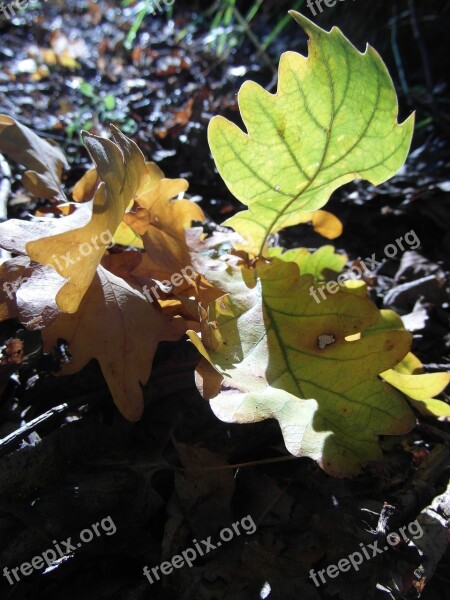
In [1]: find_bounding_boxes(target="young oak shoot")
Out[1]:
[187,12,438,477]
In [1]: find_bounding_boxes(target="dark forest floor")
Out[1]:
[0,1,450,599]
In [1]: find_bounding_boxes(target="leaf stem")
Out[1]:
[179,455,298,472]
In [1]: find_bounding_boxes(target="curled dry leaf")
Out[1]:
[71,167,99,202]
[101,248,223,326]
[0,125,151,315]
[137,176,204,279]
[73,161,164,250]
[0,114,69,202]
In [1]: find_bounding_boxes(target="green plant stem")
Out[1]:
[232,6,276,75]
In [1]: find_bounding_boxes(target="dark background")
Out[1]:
[0,2,450,599]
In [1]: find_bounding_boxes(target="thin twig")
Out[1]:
[179,455,299,472]
[0,392,106,457]
[232,6,277,75]
[0,403,69,456]
[408,0,435,109]
[389,4,412,107]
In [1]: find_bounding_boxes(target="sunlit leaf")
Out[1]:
[381,352,450,418]
[188,260,415,477]
[137,176,205,280]
[208,12,414,255]
[0,124,151,315]
[268,245,347,280]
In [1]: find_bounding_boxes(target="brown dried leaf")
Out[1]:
[42,266,184,421]
[0,114,69,202]
[137,177,204,279]
[0,125,151,315]
[0,256,67,329]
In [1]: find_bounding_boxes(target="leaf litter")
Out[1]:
[0,2,450,599]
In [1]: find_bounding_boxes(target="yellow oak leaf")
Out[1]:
[137,177,204,279]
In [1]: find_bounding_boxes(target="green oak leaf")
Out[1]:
[188,260,415,477]
[208,12,414,255]
[268,245,347,280]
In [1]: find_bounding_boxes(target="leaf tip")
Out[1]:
[80,130,92,143]
[288,10,324,38]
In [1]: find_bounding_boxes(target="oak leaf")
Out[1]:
[268,245,347,280]
[188,260,415,477]
[369,312,450,418]
[137,177,204,280]
[0,114,69,202]
[208,12,414,255]
[0,125,150,315]
[41,266,184,421]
